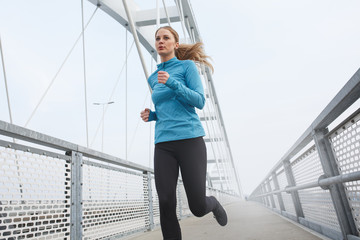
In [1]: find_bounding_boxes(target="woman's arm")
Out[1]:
[158,61,205,109]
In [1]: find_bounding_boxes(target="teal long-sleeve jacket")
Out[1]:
[147,57,206,144]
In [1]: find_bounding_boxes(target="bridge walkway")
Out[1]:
[125,200,328,240]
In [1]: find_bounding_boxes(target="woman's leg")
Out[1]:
[154,142,182,240]
[176,137,217,217]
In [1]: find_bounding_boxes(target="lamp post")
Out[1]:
[93,101,114,152]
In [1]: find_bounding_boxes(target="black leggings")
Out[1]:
[154,137,217,240]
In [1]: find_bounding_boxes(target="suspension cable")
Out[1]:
[155,0,161,64]
[127,90,150,158]
[162,0,172,26]
[81,0,90,147]
[122,0,151,92]
[0,35,13,124]
[90,41,135,147]
[125,27,128,160]
[24,6,99,128]
[149,52,154,168]
[156,0,160,28]
[1,36,24,198]
[175,0,188,43]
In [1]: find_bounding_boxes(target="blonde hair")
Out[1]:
[155,26,214,73]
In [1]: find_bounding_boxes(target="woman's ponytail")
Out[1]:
[176,42,214,73]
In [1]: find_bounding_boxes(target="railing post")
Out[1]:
[259,183,266,206]
[144,171,154,231]
[313,128,358,239]
[257,185,262,204]
[272,172,285,212]
[283,160,304,221]
[266,179,276,209]
[70,151,83,240]
[261,182,270,207]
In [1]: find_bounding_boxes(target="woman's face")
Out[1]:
[155,28,179,58]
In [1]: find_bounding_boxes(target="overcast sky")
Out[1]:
[1,0,360,195]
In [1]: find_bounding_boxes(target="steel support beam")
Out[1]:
[135,7,180,26]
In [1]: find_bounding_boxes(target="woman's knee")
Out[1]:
[189,204,207,217]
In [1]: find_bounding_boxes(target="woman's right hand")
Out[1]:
[140,108,150,122]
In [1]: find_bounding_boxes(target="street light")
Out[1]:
[93,101,114,152]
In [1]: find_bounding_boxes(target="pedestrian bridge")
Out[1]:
[1,68,360,240]
[1,1,360,240]
[125,201,325,240]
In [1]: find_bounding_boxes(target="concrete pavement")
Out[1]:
[125,200,327,240]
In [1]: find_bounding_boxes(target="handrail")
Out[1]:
[249,67,360,240]
[255,68,360,188]
[251,170,360,198]
[0,120,153,173]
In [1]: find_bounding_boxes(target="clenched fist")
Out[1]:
[158,71,169,84]
[140,108,150,122]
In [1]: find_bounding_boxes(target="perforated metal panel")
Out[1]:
[269,178,280,210]
[269,178,275,192]
[272,194,279,210]
[299,188,340,231]
[0,137,239,240]
[82,161,150,239]
[292,146,323,185]
[264,183,271,208]
[291,146,340,231]
[330,111,360,232]
[277,169,296,216]
[330,114,360,175]
[0,146,71,240]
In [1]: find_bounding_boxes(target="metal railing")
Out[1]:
[249,68,360,240]
[0,120,239,240]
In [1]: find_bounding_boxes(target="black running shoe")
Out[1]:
[212,197,228,226]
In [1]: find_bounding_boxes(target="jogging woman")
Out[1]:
[140,26,227,240]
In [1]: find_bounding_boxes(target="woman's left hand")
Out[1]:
[158,71,169,84]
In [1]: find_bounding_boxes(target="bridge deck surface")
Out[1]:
[125,200,327,240]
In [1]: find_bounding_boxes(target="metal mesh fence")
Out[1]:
[298,188,340,231]
[265,184,271,208]
[247,68,360,239]
[291,146,340,231]
[291,146,322,185]
[273,193,279,210]
[0,146,71,240]
[277,169,296,216]
[269,178,279,210]
[330,111,360,232]
[0,135,240,240]
[82,160,150,239]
